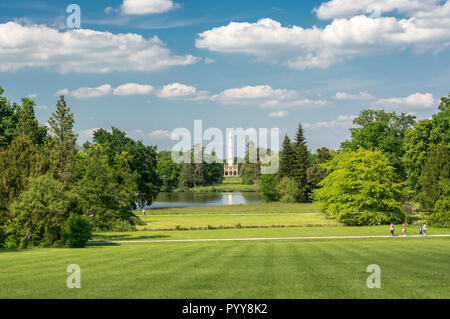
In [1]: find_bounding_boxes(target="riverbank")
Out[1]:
[174,176,258,193]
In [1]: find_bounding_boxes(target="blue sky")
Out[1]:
[0,0,449,152]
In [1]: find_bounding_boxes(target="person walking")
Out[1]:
[419,224,423,236]
[402,223,406,237]
[422,223,427,236]
[390,224,395,237]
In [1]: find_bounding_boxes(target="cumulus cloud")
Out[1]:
[57,83,154,98]
[0,22,198,73]
[375,92,435,109]
[196,1,450,69]
[314,0,440,20]
[212,85,296,103]
[157,83,197,98]
[121,0,177,15]
[268,110,288,118]
[334,91,374,100]
[113,83,154,96]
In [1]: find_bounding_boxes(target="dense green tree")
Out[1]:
[313,149,404,226]
[76,144,138,231]
[0,136,49,214]
[241,142,261,185]
[418,144,450,211]
[438,92,449,111]
[92,127,160,207]
[0,86,19,149]
[157,151,181,192]
[16,98,47,145]
[291,124,309,202]
[178,147,223,188]
[307,147,333,190]
[259,174,280,202]
[47,96,77,184]
[8,174,72,247]
[341,109,415,179]
[279,134,295,179]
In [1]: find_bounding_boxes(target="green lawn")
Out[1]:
[2,202,449,299]
[136,203,332,230]
[1,237,449,298]
[174,176,257,192]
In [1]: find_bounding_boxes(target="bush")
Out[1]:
[63,215,93,248]
[276,177,301,203]
[260,174,280,202]
[428,197,450,228]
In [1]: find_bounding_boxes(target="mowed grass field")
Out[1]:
[1,237,449,298]
[136,203,334,230]
[1,203,449,299]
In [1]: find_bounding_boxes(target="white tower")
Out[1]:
[227,132,234,166]
[224,132,238,176]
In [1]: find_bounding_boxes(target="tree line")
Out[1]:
[0,86,226,248]
[258,92,449,227]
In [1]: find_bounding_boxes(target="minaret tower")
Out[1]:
[224,132,239,176]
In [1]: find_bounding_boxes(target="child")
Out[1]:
[390,224,395,237]
[402,224,406,237]
[419,225,423,236]
[422,223,427,236]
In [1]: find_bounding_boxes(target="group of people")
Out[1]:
[389,223,427,237]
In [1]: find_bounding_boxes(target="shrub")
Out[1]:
[276,177,301,203]
[63,214,93,248]
[260,174,280,202]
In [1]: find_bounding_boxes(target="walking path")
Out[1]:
[89,234,450,245]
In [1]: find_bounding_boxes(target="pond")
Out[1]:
[146,192,263,209]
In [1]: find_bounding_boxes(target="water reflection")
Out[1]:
[147,192,262,209]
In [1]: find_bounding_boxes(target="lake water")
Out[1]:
[147,192,262,209]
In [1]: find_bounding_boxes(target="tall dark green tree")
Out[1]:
[307,147,333,190]
[47,96,77,184]
[16,98,47,145]
[291,124,309,202]
[279,134,295,179]
[157,151,181,192]
[241,142,261,185]
[0,86,19,149]
[418,144,450,211]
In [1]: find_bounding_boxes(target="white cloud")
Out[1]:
[314,0,440,20]
[56,83,154,99]
[212,85,296,103]
[157,83,197,98]
[334,91,374,100]
[27,93,37,98]
[79,128,101,138]
[37,105,48,110]
[148,129,171,139]
[204,57,215,64]
[196,2,450,70]
[304,114,356,129]
[268,110,288,118]
[113,83,154,96]
[70,84,113,99]
[0,22,198,73]
[121,0,177,15]
[375,92,435,108]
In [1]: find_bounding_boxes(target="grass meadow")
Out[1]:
[1,203,449,299]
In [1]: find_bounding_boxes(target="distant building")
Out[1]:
[224,132,239,176]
